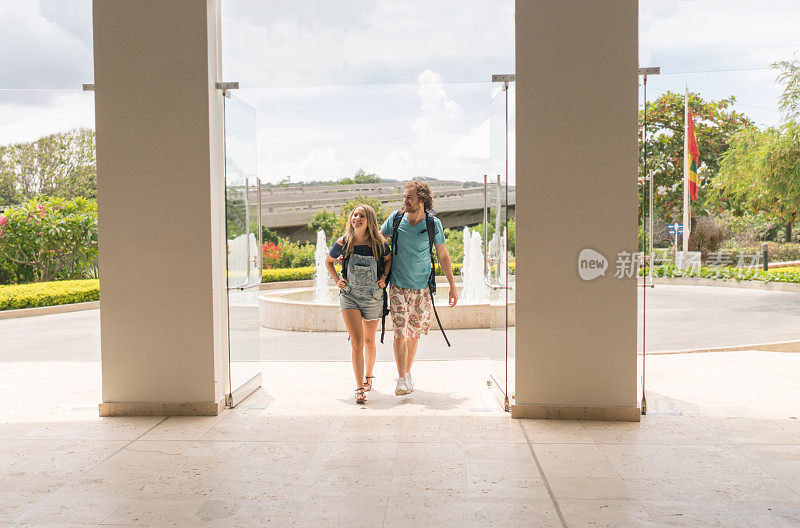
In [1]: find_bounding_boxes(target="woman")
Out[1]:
[325,204,392,404]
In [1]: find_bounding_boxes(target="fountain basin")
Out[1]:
[259,284,515,332]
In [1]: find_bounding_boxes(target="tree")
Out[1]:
[0,172,18,206]
[639,92,753,222]
[0,197,98,282]
[308,208,338,240]
[711,122,800,241]
[338,169,381,185]
[774,56,800,122]
[336,195,389,239]
[0,129,96,204]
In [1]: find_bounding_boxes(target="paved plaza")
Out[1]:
[1,284,799,527]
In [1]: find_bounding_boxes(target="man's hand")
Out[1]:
[337,278,348,289]
[377,275,387,289]
[448,287,458,307]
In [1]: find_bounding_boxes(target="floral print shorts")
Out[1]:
[389,283,432,339]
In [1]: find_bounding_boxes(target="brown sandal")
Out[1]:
[363,376,374,392]
[355,388,367,404]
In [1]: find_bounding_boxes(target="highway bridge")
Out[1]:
[255,181,515,242]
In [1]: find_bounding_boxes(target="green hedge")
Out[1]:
[642,265,800,284]
[0,279,100,311]
[261,261,504,282]
[262,266,316,282]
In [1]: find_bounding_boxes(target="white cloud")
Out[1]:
[0,0,93,88]
[258,70,491,183]
[0,92,94,145]
[639,0,800,126]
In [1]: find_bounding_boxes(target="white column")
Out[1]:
[93,0,228,415]
[514,0,640,420]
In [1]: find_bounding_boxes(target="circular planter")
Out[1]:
[259,285,515,332]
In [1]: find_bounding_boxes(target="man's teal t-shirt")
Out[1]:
[381,210,445,290]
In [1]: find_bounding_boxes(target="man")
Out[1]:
[381,181,458,396]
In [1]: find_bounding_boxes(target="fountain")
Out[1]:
[461,227,488,303]
[312,230,331,303]
[258,227,514,332]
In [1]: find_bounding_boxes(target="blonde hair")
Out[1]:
[343,204,385,260]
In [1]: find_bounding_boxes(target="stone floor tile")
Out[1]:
[462,442,533,459]
[188,498,292,527]
[559,499,659,528]
[548,477,636,500]
[642,500,748,528]
[293,496,387,528]
[327,440,398,460]
[467,476,550,501]
[16,492,124,526]
[533,444,620,479]
[103,498,206,525]
[384,495,471,528]
[465,458,539,478]
[471,501,562,528]
[598,444,695,480]
[395,441,463,460]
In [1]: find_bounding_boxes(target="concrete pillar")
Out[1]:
[93,0,229,416]
[513,1,640,420]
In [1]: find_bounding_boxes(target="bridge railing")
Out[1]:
[257,186,492,214]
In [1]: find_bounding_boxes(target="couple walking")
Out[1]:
[324,181,459,404]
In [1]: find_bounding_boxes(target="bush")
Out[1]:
[688,216,725,259]
[721,242,800,262]
[0,279,99,310]
[308,209,338,240]
[262,266,315,282]
[262,238,316,269]
[716,210,776,246]
[444,228,464,264]
[771,243,800,261]
[641,264,800,284]
[0,197,98,283]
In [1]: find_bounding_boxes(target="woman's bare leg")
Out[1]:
[341,309,365,388]
[361,319,379,380]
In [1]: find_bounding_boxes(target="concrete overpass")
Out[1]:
[255,181,515,242]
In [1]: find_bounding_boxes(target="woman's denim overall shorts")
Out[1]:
[340,252,383,320]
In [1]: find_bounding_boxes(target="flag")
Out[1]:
[687,109,699,200]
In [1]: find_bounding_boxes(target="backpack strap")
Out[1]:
[424,208,450,347]
[382,211,403,344]
[391,210,404,255]
[340,237,349,280]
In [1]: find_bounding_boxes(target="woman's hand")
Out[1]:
[376,275,387,288]
[337,277,348,289]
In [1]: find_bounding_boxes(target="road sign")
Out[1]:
[667,223,684,235]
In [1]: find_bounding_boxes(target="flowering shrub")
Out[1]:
[262,242,282,269]
[262,238,315,269]
[0,197,97,283]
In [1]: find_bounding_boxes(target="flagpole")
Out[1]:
[682,86,691,257]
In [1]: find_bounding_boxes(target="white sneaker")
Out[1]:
[405,372,414,392]
[394,377,409,396]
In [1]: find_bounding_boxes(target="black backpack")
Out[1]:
[382,209,451,347]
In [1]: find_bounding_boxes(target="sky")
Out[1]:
[0,0,798,184]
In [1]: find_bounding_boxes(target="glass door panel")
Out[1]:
[506,82,516,404]
[224,94,262,406]
[486,81,514,410]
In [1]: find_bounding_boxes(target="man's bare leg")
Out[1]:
[405,337,419,376]
[393,336,407,377]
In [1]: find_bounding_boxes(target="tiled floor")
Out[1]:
[1,358,800,527]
